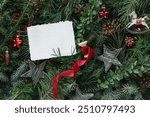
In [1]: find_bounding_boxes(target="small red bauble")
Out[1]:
[13,35,23,48]
[99,7,109,19]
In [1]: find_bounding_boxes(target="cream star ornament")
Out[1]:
[21,61,48,85]
[97,45,122,72]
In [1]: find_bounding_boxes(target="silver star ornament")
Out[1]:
[97,45,122,72]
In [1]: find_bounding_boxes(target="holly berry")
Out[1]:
[13,35,23,48]
[98,6,109,19]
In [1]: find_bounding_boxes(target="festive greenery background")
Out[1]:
[0,0,150,100]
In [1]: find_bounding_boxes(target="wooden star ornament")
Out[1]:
[97,45,122,73]
[21,61,48,85]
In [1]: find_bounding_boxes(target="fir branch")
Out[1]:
[116,0,139,25]
[136,0,150,13]
[11,62,28,82]
[8,0,31,36]
[101,88,122,100]
[122,83,138,95]
[12,80,24,88]
[134,93,143,100]
[0,72,8,82]
[0,0,8,10]
[63,0,81,19]
[8,83,33,100]
[38,78,52,99]
[0,0,32,49]
[101,82,142,100]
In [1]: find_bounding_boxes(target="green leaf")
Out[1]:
[138,71,143,77]
[92,69,101,78]
[100,83,109,89]
[140,66,145,72]
[92,10,97,15]
[134,61,138,66]
[127,68,132,74]
[124,72,129,77]
[133,69,139,74]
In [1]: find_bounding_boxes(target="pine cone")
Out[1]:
[62,0,68,5]
[12,12,21,20]
[34,0,43,14]
[125,37,136,47]
[74,4,84,15]
[102,22,116,35]
[139,76,150,89]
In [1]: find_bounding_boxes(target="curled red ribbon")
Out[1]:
[53,45,94,99]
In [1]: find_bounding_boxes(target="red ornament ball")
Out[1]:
[13,35,23,48]
[98,7,109,19]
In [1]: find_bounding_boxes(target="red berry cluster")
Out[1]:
[98,7,109,19]
[125,37,136,47]
[13,35,23,48]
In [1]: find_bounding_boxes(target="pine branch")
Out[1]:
[11,62,28,82]
[0,0,8,11]
[114,0,139,25]
[134,92,143,100]
[11,45,30,60]
[101,88,122,100]
[8,83,33,100]
[0,72,8,82]
[122,83,138,95]
[63,0,81,19]
[101,82,142,100]
[0,0,33,49]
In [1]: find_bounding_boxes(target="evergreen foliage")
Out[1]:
[0,0,149,100]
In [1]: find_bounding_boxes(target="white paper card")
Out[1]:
[27,21,76,61]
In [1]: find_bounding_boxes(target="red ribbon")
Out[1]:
[53,45,94,99]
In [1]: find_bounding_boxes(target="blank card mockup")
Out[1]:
[27,21,76,61]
